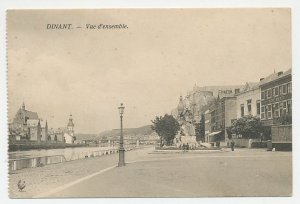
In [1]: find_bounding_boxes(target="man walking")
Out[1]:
[230,139,235,151]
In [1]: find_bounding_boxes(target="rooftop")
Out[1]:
[259,69,291,87]
[18,109,39,120]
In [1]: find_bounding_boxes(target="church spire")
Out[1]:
[22,101,25,110]
[177,95,184,115]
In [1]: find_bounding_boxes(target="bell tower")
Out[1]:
[67,114,74,136]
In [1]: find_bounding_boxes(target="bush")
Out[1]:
[231,115,262,139]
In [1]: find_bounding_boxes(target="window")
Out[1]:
[261,106,265,119]
[267,105,272,119]
[272,88,275,97]
[275,87,279,96]
[282,101,287,115]
[248,104,252,114]
[247,100,252,115]
[241,104,244,117]
[287,83,292,93]
[265,91,268,99]
[261,91,265,100]
[267,89,271,98]
[274,103,279,118]
[282,84,287,94]
[279,102,283,116]
[279,86,282,95]
[277,102,285,116]
[256,101,261,115]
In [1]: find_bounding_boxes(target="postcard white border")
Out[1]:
[0,1,299,204]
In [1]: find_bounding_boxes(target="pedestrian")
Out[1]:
[230,139,235,151]
[182,144,186,151]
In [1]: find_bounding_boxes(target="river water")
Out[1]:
[8,144,139,171]
[8,146,119,161]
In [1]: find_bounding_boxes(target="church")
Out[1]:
[11,102,39,130]
[63,114,75,144]
[9,102,48,142]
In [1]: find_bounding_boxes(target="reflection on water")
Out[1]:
[9,146,118,160]
[8,145,138,171]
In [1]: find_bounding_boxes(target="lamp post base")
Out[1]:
[118,148,126,167]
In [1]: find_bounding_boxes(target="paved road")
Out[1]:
[45,148,292,198]
[10,146,155,198]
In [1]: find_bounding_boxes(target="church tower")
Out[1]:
[67,114,74,136]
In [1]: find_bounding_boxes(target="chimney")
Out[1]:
[260,78,265,81]
[278,71,283,76]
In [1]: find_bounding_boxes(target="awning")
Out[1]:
[208,131,221,136]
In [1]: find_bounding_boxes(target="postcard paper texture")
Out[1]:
[7,9,292,198]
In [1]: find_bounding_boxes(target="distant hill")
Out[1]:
[98,125,154,139]
[75,125,154,141]
[74,133,98,141]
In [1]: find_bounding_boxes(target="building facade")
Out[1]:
[236,82,261,119]
[49,128,65,143]
[192,85,243,98]
[27,119,41,142]
[204,109,211,135]
[172,84,243,122]
[204,96,237,144]
[260,69,292,127]
[204,109,212,142]
[40,120,48,141]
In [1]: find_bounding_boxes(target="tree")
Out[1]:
[230,115,262,139]
[151,114,180,146]
[196,114,205,142]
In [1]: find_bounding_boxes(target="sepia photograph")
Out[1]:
[6,8,292,198]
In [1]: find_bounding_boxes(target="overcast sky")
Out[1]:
[7,9,291,133]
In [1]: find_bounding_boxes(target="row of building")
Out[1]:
[9,102,76,144]
[175,69,292,144]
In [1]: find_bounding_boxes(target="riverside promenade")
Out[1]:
[9,147,292,198]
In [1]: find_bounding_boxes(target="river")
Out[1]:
[8,144,140,171]
[8,145,121,161]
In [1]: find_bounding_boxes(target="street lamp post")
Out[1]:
[118,103,125,167]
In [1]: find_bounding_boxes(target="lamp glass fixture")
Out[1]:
[118,103,125,115]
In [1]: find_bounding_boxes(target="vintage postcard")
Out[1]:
[7,9,292,198]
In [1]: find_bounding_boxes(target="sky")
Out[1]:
[7,9,291,134]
